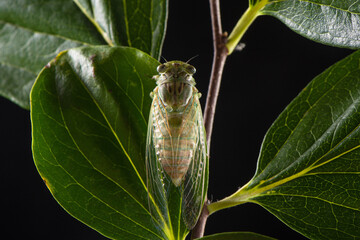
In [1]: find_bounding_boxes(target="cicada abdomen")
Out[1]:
[146,61,208,232]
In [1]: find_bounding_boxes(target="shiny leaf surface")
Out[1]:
[0,0,105,109]
[31,46,165,239]
[74,0,167,59]
[0,0,167,109]
[261,0,360,49]
[209,50,360,239]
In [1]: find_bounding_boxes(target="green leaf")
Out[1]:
[197,232,276,240]
[31,46,172,239]
[260,0,360,49]
[208,50,360,239]
[74,0,168,60]
[0,0,105,109]
[0,0,167,109]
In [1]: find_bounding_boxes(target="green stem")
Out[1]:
[207,182,253,215]
[207,161,316,214]
[226,0,268,54]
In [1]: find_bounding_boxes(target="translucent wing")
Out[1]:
[147,61,208,233]
[147,89,208,231]
[146,93,172,235]
[181,93,208,229]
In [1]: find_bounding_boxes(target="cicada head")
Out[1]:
[153,61,197,110]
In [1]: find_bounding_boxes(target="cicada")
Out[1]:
[146,61,208,232]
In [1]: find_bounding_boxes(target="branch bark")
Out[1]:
[191,0,228,239]
[204,0,228,153]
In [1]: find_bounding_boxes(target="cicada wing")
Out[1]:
[146,99,171,232]
[182,96,208,229]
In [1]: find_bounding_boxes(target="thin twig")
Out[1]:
[190,0,228,239]
[190,199,210,239]
[204,0,228,153]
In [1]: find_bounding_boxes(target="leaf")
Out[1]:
[208,50,360,239]
[0,0,104,109]
[30,46,175,239]
[260,0,360,49]
[197,232,276,240]
[74,0,168,60]
[0,0,167,109]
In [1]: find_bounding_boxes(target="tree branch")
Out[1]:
[204,0,228,153]
[190,199,210,239]
[191,0,228,239]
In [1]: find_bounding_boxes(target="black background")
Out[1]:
[1,1,354,239]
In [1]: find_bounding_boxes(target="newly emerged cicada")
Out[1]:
[146,61,208,232]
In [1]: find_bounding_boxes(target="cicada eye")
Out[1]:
[185,65,196,75]
[157,64,167,73]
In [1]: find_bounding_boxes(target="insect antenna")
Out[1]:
[186,55,199,64]
[160,56,168,63]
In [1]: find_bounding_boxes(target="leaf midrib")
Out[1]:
[39,131,160,240]
[122,0,132,47]
[53,74,163,239]
[270,93,360,184]
[67,48,170,236]
[70,65,149,208]
[251,103,360,197]
[244,88,360,201]
[73,0,114,46]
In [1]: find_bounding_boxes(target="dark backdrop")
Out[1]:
[1,1,353,239]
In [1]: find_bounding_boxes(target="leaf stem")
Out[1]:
[207,182,252,215]
[226,0,267,54]
[207,156,327,215]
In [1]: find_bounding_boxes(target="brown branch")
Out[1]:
[204,0,228,153]
[191,0,228,239]
[190,199,210,239]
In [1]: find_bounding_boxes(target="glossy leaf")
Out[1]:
[260,0,360,49]
[0,0,167,109]
[208,50,360,239]
[0,0,105,109]
[74,0,167,59]
[198,232,275,240]
[31,46,175,239]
